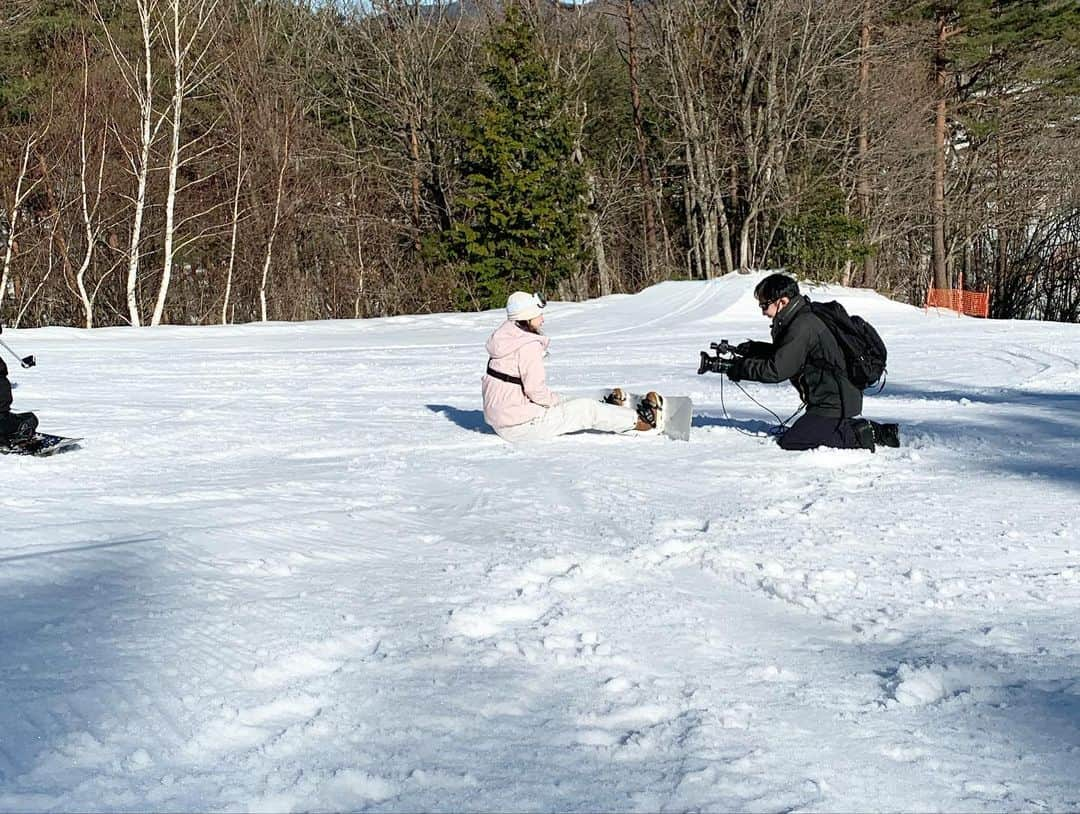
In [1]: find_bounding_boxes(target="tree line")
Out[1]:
[0,0,1077,328]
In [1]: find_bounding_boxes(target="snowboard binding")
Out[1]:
[603,388,627,407]
[635,391,664,430]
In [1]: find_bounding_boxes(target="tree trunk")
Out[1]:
[76,38,104,329]
[856,0,876,286]
[931,13,949,291]
[585,169,610,295]
[153,0,184,326]
[625,0,658,278]
[126,0,159,327]
[407,113,424,252]
[738,210,755,273]
[222,131,244,324]
[0,139,38,315]
[77,145,97,330]
[259,129,289,323]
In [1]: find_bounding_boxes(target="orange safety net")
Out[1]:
[925,282,990,317]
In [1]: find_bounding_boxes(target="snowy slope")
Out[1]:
[2,273,1079,812]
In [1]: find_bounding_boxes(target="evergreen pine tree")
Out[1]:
[902,0,1080,103]
[897,0,1079,288]
[436,4,588,311]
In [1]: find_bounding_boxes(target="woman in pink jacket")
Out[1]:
[482,291,662,442]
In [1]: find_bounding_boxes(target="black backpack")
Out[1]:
[808,299,887,390]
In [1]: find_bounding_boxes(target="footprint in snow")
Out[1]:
[962,780,1010,801]
[879,743,927,763]
[712,702,753,730]
[446,598,554,639]
[249,629,382,688]
[602,675,635,694]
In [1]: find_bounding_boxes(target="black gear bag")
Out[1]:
[808,299,887,390]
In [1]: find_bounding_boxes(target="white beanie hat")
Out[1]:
[506,291,545,321]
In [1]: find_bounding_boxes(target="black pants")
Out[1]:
[778,413,861,451]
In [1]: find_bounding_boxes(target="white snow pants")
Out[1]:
[496,397,638,442]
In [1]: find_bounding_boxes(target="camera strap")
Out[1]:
[486,362,523,388]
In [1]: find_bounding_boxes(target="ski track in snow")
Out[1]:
[2,275,1080,811]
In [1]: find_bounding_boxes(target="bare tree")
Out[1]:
[930,11,955,290]
[652,0,732,277]
[855,0,874,285]
[75,36,112,328]
[221,129,247,324]
[93,0,170,326]
[613,0,660,279]
[0,122,48,315]
[152,0,225,325]
[542,2,620,296]
[728,0,861,271]
[259,125,289,322]
[346,0,467,241]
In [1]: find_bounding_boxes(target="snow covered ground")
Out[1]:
[2,273,1079,812]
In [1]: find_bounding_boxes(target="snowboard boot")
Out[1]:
[852,418,876,453]
[635,391,664,432]
[871,421,900,448]
[603,388,627,407]
[0,410,37,445]
[12,412,38,443]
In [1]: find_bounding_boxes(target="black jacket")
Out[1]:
[0,357,11,413]
[738,294,863,418]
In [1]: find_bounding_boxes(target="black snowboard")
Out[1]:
[0,432,82,457]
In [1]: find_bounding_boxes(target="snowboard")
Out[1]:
[599,390,693,441]
[0,432,82,457]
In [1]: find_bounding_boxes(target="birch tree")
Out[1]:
[151,0,225,326]
[93,0,169,326]
[76,37,111,328]
[259,126,289,323]
[221,130,246,324]
[0,124,47,315]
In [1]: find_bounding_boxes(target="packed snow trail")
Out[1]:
[2,275,1079,811]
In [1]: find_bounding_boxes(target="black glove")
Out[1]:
[726,358,745,382]
[736,341,753,356]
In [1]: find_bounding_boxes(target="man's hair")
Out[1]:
[754,273,799,304]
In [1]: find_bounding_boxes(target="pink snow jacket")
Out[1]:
[482,320,562,430]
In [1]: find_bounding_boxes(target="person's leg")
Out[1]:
[0,411,19,439]
[578,399,642,433]
[497,398,638,442]
[778,413,865,451]
[0,411,37,442]
[0,372,12,416]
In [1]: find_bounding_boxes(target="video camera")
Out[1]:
[697,339,740,375]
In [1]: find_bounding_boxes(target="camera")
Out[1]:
[697,339,740,375]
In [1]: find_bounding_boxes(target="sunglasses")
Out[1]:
[758,298,775,312]
[535,292,547,308]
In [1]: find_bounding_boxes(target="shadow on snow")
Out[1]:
[873,381,1080,489]
[0,535,160,787]
[426,404,495,434]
